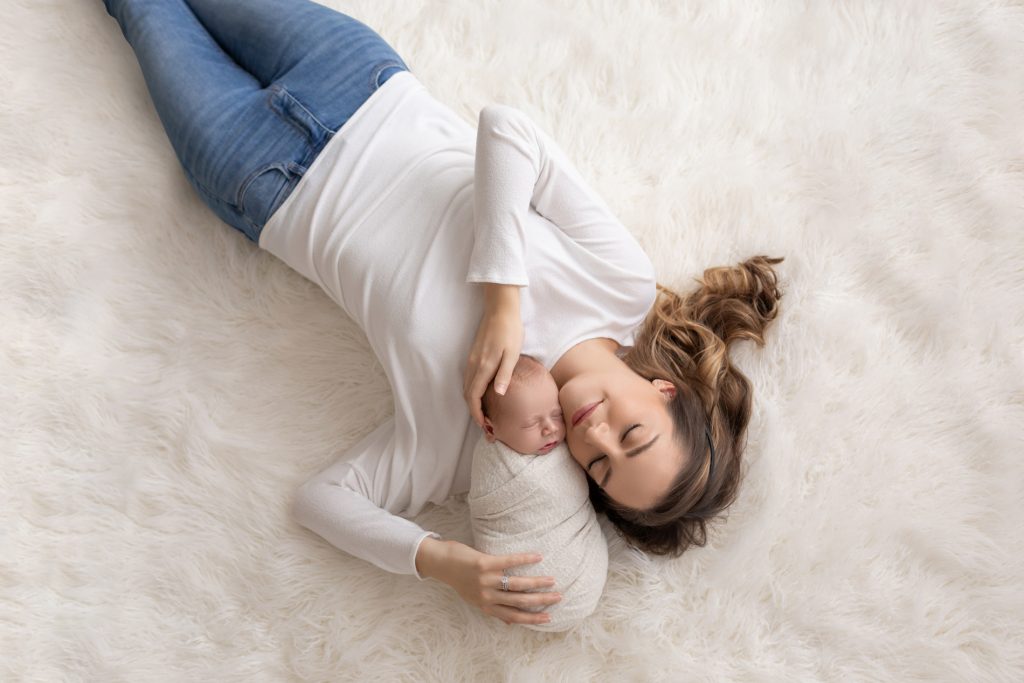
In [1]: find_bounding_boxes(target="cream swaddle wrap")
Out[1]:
[468,433,609,632]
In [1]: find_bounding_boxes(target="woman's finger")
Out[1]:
[492,348,519,396]
[463,362,483,426]
[462,356,473,399]
[462,353,488,401]
[466,361,500,425]
[490,603,551,626]
[498,573,557,592]
[469,395,485,430]
[489,588,562,611]
[492,552,543,571]
[465,371,487,428]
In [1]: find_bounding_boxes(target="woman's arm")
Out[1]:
[291,417,440,580]
[483,282,520,314]
[467,103,655,287]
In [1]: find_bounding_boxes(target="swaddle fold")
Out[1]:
[468,434,608,632]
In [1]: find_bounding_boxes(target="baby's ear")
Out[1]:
[482,419,497,442]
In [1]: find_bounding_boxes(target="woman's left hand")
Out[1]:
[463,284,523,429]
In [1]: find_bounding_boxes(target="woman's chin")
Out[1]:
[563,441,585,467]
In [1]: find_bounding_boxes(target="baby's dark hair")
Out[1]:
[480,354,546,421]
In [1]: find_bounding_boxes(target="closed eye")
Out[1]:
[589,426,660,489]
[587,423,642,483]
[523,412,566,429]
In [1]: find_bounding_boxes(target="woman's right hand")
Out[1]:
[463,284,523,429]
[428,539,562,626]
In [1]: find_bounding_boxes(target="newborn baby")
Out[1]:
[468,354,609,632]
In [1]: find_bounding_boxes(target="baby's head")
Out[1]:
[481,355,565,455]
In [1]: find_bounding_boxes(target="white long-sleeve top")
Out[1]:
[260,70,657,580]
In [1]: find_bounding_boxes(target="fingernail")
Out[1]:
[496,383,507,395]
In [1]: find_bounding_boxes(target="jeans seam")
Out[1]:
[267,83,335,140]
[235,161,287,213]
[263,172,299,225]
[290,94,334,137]
[265,85,313,142]
[369,60,404,90]
[184,166,237,210]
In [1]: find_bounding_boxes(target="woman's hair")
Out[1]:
[588,254,785,557]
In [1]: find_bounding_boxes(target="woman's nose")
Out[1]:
[584,420,611,447]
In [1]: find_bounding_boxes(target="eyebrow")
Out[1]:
[597,434,660,488]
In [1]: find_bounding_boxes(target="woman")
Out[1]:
[103,0,784,627]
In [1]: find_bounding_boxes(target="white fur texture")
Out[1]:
[2,1,1022,680]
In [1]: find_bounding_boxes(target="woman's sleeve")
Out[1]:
[290,417,441,581]
[467,103,654,286]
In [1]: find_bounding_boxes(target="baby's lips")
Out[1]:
[538,440,560,453]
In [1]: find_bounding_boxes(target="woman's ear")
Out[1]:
[652,378,676,399]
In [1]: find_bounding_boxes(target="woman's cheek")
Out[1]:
[566,435,584,467]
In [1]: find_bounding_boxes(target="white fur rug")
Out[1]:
[3,1,1022,680]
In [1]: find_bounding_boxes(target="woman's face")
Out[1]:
[558,369,687,511]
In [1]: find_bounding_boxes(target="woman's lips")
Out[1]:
[571,401,601,427]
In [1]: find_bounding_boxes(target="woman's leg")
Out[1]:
[184,0,411,132]
[105,0,411,243]
[103,0,339,242]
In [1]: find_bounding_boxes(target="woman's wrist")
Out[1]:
[415,536,449,581]
[482,283,520,315]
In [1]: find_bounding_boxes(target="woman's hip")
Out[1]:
[228,58,408,243]
[105,0,410,243]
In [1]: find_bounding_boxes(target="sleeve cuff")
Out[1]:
[412,531,443,581]
[465,272,529,287]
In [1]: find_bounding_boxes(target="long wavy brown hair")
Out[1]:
[587,254,786,556]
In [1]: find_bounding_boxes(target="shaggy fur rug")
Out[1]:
[2,0,1022,680]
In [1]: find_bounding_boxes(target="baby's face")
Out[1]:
[483,371,566,455]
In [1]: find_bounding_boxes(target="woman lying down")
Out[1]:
[470,355,608,632]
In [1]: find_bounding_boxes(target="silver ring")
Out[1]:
[500,573,510,591]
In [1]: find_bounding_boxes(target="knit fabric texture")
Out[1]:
[468,434,609,632]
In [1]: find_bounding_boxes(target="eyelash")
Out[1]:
[530,413,564,427]
[588,423,641,479]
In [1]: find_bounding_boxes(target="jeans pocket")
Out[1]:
[237,160,305,230]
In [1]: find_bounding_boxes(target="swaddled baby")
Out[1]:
[469,355,608,632]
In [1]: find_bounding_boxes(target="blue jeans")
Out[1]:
[103,0,410,243]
